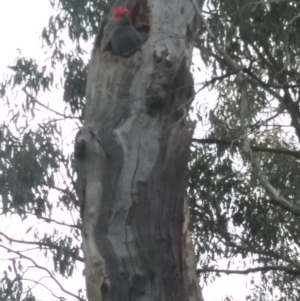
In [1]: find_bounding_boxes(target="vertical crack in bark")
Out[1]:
[125,132,142,274]
[159,181,167,242]
[130,132,142,204]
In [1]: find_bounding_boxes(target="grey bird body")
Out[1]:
[111,16,142,57]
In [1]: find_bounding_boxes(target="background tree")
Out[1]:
[190,1,300,301]
[1,0,300,301]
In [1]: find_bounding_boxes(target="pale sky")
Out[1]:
[0,1,252,300]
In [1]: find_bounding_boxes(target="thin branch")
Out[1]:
[23,88,79,120]
[22,277,68,301]
[0,232,83,262]
[199,69,241,87]
[223,237,300,270]
[250,107,286,132]
[197,266,300,275]
[5,209,80,229]
[0,243,84,301]
[203,36,284,103]
[243,68,300,89]
[244,72,283,101]
[191,0,240,71]
[243,67,300,142]
[9,247,41,253]
[48,184,77,202]
[249,97,300,133]
[192,138,300,159]
[242,140,300,217]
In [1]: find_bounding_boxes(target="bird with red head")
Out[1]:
[111,6,142,57]
[113,6,131,22]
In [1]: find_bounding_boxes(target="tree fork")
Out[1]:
[76,0,204,300]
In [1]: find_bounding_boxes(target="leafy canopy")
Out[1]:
[1,0,300,301]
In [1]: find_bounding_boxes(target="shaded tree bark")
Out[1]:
[75,1,204,300]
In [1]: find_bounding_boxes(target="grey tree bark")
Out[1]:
[75,0,204,300]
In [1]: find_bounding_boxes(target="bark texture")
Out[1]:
[76,1,204,300]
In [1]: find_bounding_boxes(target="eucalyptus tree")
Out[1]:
[0,0,203,300]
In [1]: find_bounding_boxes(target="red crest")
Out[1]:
[113,6,130,22]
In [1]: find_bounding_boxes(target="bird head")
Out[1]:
[113,6,131,22]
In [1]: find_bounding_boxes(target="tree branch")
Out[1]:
[197,266,300,275]
[0,232,83,262]
[243,68,300,89]
[190,0,240,71]
[241,140,300,217]
[0,243,84,301]
[192,138,300,159]
[223,237,300,270]
[6,209,80,229]
[23,88,79,120]
[22,277,66,301]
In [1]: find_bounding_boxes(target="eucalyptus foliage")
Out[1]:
[1,0,300,300]
[190,1,300,300]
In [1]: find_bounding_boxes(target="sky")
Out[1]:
[0,1,252,300]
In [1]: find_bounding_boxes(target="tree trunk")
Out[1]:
[75,1,204,300]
